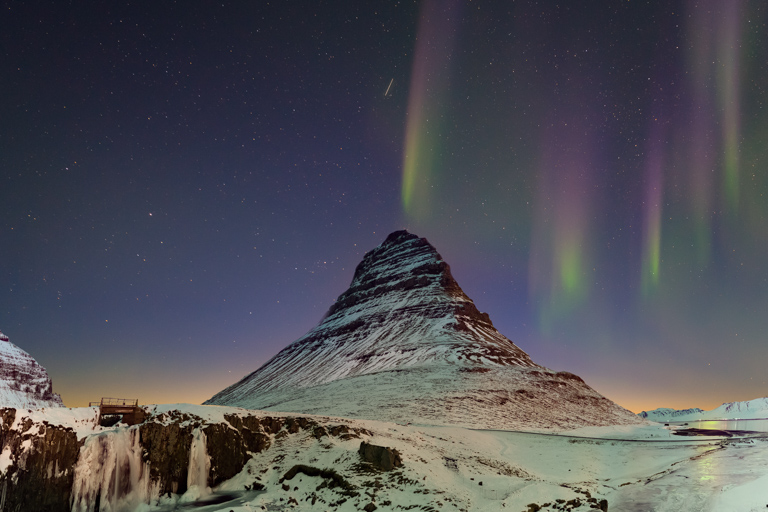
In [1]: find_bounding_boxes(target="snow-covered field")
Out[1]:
[4,404,768,511]
[91,407,768,510]
[210,421,768,512]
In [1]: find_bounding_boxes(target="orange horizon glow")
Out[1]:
[54,375,766,419]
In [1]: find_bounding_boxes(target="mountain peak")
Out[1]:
[325,230,491,330]
[345,230,448,294]
[211,231,539,402]
[207,231,641,430]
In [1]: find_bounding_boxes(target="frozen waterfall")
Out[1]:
[70,427,158,512]
[70,425,212,511]
[181,427,211,502]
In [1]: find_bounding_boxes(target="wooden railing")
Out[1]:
[90,397,138,407]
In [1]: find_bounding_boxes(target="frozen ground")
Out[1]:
[150,409,768,512]
[6,405,768,511]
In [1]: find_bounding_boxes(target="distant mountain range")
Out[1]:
[0,329,63,408]
[639,397,768,422]
[207,230,641,430]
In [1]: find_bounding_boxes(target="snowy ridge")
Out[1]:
[639,397,768,422]
[717,397,768,418]
[207,231,641,430]
[0,329,63,408]
[638,408,706,421]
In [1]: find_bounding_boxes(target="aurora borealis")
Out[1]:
[399,0,768,411]
[2,1,767,413]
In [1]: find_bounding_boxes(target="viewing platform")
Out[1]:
[90,397,146,425]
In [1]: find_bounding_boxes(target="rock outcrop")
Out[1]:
[0,408,83,512]
[359,441,402,471]
[0,329,63,408]
[206,231,642,430]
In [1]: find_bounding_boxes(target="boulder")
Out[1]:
[358,442,402,471]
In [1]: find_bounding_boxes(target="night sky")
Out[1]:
[2,1,767,413]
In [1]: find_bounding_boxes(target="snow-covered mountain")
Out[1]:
[207,230,641,430]
[638,407,706,422]
[0,329,63,408]
[640,397,768,422]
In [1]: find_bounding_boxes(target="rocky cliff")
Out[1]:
[206,230,642,430]
[0,329,63,408]
[0,408,83,511]
[0,405,373,511]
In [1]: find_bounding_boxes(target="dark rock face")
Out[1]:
[358,441,402,471]
[0,408,83,512]
[326,231,471,319]
[279,465,358,496]
[136,413,272,495]
[136,411,365,496]
[138,420,196,495]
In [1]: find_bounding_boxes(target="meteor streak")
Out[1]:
[384,78,394,96]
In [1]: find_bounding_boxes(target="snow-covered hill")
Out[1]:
[207,230,641,430]
[711,397,768,419]
[640,397,768,422]
[0,329,63,408]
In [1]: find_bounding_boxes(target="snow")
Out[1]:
[1,406,99,439]
[207,232,542,406]
[2,404,768,511]
[0,329,64,409]
[641,397,768,422]
[0,446,12,473]
[709,397,768,419]
[206,363,643,431]
[711,472,768,512]
[206,232,640,430]
[193,415,768,512]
